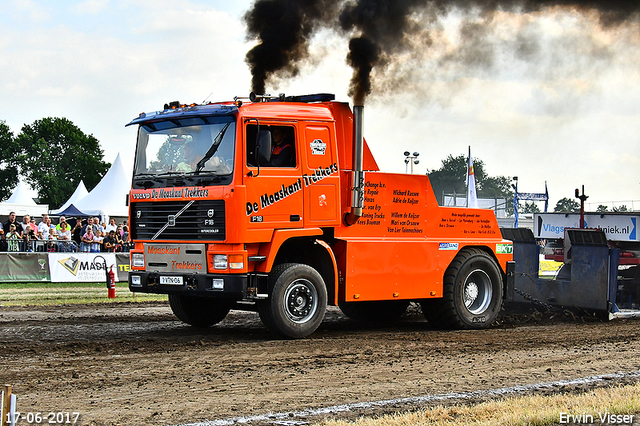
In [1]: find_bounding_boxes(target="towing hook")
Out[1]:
[186,275,197,290]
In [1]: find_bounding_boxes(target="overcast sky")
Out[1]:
[1,0,639,211]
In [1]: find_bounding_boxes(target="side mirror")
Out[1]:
[257,130,272,165]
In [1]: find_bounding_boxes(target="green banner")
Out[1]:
[0,253,50,282]
[0,253,131,283]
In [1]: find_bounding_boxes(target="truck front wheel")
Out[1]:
[169,294,232,327]
[422,248,502,329]
[258,263,327,338]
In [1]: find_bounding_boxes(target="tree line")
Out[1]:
[0,118,110,208]
[426,154,608,214]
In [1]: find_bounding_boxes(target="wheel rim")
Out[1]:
[283,279,318,323]
[463,269,492,315]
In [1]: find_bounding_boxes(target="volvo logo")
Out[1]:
[151,200,195,240]
[207,209,215,218]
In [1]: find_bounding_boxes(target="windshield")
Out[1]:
[134,119,236,178]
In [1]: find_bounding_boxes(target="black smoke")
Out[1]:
[244,0,640,104]
[244,0,339,95]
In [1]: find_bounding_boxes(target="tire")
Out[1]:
[421,248,502,330]
[257,263,327,338]
[339,300,410,323]
[169,294,232,327]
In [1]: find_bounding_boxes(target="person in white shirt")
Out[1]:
[38,214,51,240]
[105,218,118,233]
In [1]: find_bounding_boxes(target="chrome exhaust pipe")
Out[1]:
[345,105,365,226]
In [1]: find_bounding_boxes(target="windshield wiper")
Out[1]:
[195,122,232,174]
[155,171,187,177]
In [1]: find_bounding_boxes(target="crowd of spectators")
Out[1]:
[0,212,131,253]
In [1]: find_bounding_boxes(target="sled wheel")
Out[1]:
[422,248,502,329]
[258,263,327,339]
[169,294,232,327]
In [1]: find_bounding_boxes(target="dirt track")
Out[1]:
[1,302,640,426]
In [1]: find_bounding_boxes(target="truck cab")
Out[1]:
[127,94,514,338]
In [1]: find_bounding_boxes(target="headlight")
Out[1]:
[132,253,144,267]
[213,254,227,269]
[131,275,141,286]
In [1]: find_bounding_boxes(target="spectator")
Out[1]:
[113,229,124,251]
[80,226,95,253]
[55,216,68,233]
[85,217,100,236]
[38,214,51,240]
[95,217,105,237]
[3,212,22,236]
[88,217,104,249]
[46,230,57,252]
[28,217,38,234]
[49,224,57,240]
[57,222,73,252]
[0,228,6,251]
[24,225,39,252]
[103,230,119,252]
[19,214,31,235]
[81,217,91,234]
[105,218,117,233]
[7,224,21,252]
[72,220,84,247]
[122,225,131,252]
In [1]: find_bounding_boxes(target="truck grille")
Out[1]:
[131,200,225,241]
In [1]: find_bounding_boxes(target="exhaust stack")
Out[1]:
[345,105,365,226]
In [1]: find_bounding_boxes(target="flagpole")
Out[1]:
[466,146,470,208]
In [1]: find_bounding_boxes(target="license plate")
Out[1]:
[160,276,183,285]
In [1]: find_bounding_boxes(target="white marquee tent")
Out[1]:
[50,181,88,215]
[0,181,49,217]
[52,153,130,219]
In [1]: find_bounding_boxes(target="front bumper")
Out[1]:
[128,271,247,299]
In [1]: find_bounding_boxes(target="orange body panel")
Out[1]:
[334,172,511,301]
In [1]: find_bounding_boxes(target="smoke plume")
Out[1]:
[244,0,338,95]
[244,0,640,104]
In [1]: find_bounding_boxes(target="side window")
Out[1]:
[246,124,296,168]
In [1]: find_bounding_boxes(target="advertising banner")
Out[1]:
[534,213,639,242]
[115,253,131,281]
[49,253,119,283]
[0,253,50,282]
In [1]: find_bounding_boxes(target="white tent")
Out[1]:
[52,153,130,218]
[50,181,89,215]
[0,181,49,217]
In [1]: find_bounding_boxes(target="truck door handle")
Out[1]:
[290,214,301,222]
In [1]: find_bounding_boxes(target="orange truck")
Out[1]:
[127,93,515,338]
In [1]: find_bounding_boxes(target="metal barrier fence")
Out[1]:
[4,239,78,252]
[2,240,132,253]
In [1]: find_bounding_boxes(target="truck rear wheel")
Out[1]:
[421,248,502,329]
[258,263,327,339]
[339,300,410,323]
[169,294,232,327]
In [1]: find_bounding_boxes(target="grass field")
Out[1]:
[319,383,640,426]
[0,281,167,306]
